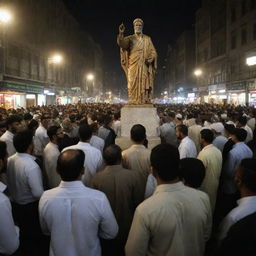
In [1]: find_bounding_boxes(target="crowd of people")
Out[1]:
[0,102,256,256]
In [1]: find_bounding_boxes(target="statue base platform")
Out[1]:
[116,136,161,151]
[116,104,160,150]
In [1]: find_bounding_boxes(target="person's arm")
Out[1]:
[27,164,44,199]
[0,198,19,255]
[99,194,118,239]
[38,196,50,235]
[117,23,130,49]
[125,208,149,256]
[144,174,157,199]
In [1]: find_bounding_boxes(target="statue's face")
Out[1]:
[134,22,143,34]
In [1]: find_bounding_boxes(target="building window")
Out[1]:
[241,0,247,16]
[253,24,256,40]
[241,28,247,45]
[231,31,236,49]
[231,7,236,22]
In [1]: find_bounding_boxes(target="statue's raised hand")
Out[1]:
[119,23,125,33]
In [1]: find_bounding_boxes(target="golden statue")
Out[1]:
[117,18,157,104]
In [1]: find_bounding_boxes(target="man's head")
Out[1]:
[41,113,51,129]
[90,122,99,135]
[133,18,143,34]
[236,115,247,128]
[62,118,73,133]
[47,125,64,144]
[103,144,122,166]
[179,158,206,188]
[13,129,34,154]
[175,125,188,140]
[6,115,23,134]
[57,149,85,181]
[150,144,180,182]
[200,129,214,147]
[79,124,92,142]
[130,124,146,144]
[224,123,235,137]
[231,128,247,143]
[0,141,7,172]
[235,158,256,195]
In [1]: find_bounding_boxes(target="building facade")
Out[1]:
[0,0,103,108]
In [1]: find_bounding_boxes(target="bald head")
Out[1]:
[57,149,85,181]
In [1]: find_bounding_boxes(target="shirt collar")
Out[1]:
[77,141,91,147]
[131,144,146,149]
[49,142,58,148]
[154,182,185,195]
[237,195,256,205]
[16,153,36,160]
[202,144,213,151]
[59,180,85,188]
[5,130,14,137]
[0,181,6,193]
[104,164,123,172]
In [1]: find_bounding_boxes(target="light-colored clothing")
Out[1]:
[197,144,222,211]
[0,130,16,156]
[213,135,228,152]
[98,126,110,141]
[159,122,177,146]
[188,124,202,153]
[7,153,44,204]
[222,142,253,194]
[39,181,118,256]
[242,125,253,143]
[43,142,61,188]
[90,135,105,153]
[144,173,157,199]
[219,196,256,240]
[62,142,102,185]
[112,120,121,137]
[34,124,49,156]
[178,136,197,159]
[0,182,19,255]
[125,182,212,256]
[247,117,255,132]
[122,144,151,189]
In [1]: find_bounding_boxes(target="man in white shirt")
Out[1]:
[126,144,212,256]
[237,115,253,143]
[176,124,197,159]
[34,113,51,157]
[43,126,64,188]
[219,158,256,241]
[159,115,177,146]
[211,123,228,152]
[0,141,19,255]
[197,129,222,212]
[112,112,121,137]
[90,122,105,153]
[0,115,23,157]
[188,118,202,153]
[62,124,102,185]
[7,129,45,255]
[39,149,118,256]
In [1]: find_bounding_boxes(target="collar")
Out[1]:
[202,144,213,151]
[234,142,245,147]
[181,136,189,142]
[16,153,36,160]
[77,141,91,147]
[48,142,58,148]
[154,182,185,195]
[5,130,14,137]
[104,164,123,173]
[0,181,6,193]
[59,180,85,188]
[131,144,146,149]
[237,195,256,205]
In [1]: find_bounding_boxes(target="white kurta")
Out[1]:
[34,124,50,156]
[0,130,16,156]
[178,136,197,159]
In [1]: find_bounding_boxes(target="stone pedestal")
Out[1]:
[116,104,161,150]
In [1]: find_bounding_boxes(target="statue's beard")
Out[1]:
[134,28,143,34]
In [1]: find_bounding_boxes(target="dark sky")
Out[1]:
[62,0,201,94]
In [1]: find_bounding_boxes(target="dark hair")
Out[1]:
[114,112,120,120]
[90,123,98,134]
[104,115,113,126]
[200,129,214,143]
[180,158,205,188]
[237,116,247,126]
[6,115,22,127]
[57,149,85,181]
[176,124,188,136]
[24,113,33,121]
[131,124,146,143]
[224,123,235,134]
[233,128,247,142]
[150,144,180,181]
[47,126,60,140]
[79,124,92,141]
[27,119,39,130]
[239,158,256,193]
[13,129,33,153]
[0,141,7,159]
[41,113,51,121]
[103,144,122,165]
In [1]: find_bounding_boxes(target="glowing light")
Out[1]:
[0,9,12,23]
[194,69,202,76]
[87,74,94,81]
[246,56,256,66]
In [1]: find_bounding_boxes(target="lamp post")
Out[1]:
[47,54,63,83]
[0,8,12,75]
[86,73,95,97]
[194,69,203,103]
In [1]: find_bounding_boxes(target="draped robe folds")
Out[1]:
[118,34,157,104]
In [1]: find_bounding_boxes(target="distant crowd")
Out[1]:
[0,102,256,256]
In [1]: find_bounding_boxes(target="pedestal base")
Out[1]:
[116,136,161,151]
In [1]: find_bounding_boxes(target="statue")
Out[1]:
[117,18,157,104]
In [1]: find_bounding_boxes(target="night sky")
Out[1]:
[62,0,201,94]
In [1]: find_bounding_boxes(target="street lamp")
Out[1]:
[48,54,63,64]
[87,73,94,81]
[194,69,203,77]
[0,9,12,24]
[86,73,95,97]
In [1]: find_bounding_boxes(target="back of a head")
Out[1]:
[13,129,33,153]
[90,122,98,134]
[114,112,120,120]
[104,115,113,126]
[238,115,247,126]
[130,124,146,143]
[233,128,247,142]
[200,129,214,143]
[150,144,180,181]
[224,123,235,135]
[47,125,60,140]
[177,124,188,136]
[180,158,206,188]
[6,115,22,128]
[79,124,92,141]
[24,113,33,121]
[239,158,256,193]
[57,149,85,181]
[103,144,122,165]
[27,119,39,130]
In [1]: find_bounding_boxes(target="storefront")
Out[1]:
[248,80,256,106]
[208,84,227,104]
[227,82,246,105]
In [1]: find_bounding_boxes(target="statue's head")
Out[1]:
[133,18,143,34]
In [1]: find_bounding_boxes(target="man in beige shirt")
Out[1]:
[197,129,222,212]
[125,144,212,256]
[122,124,151,190]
